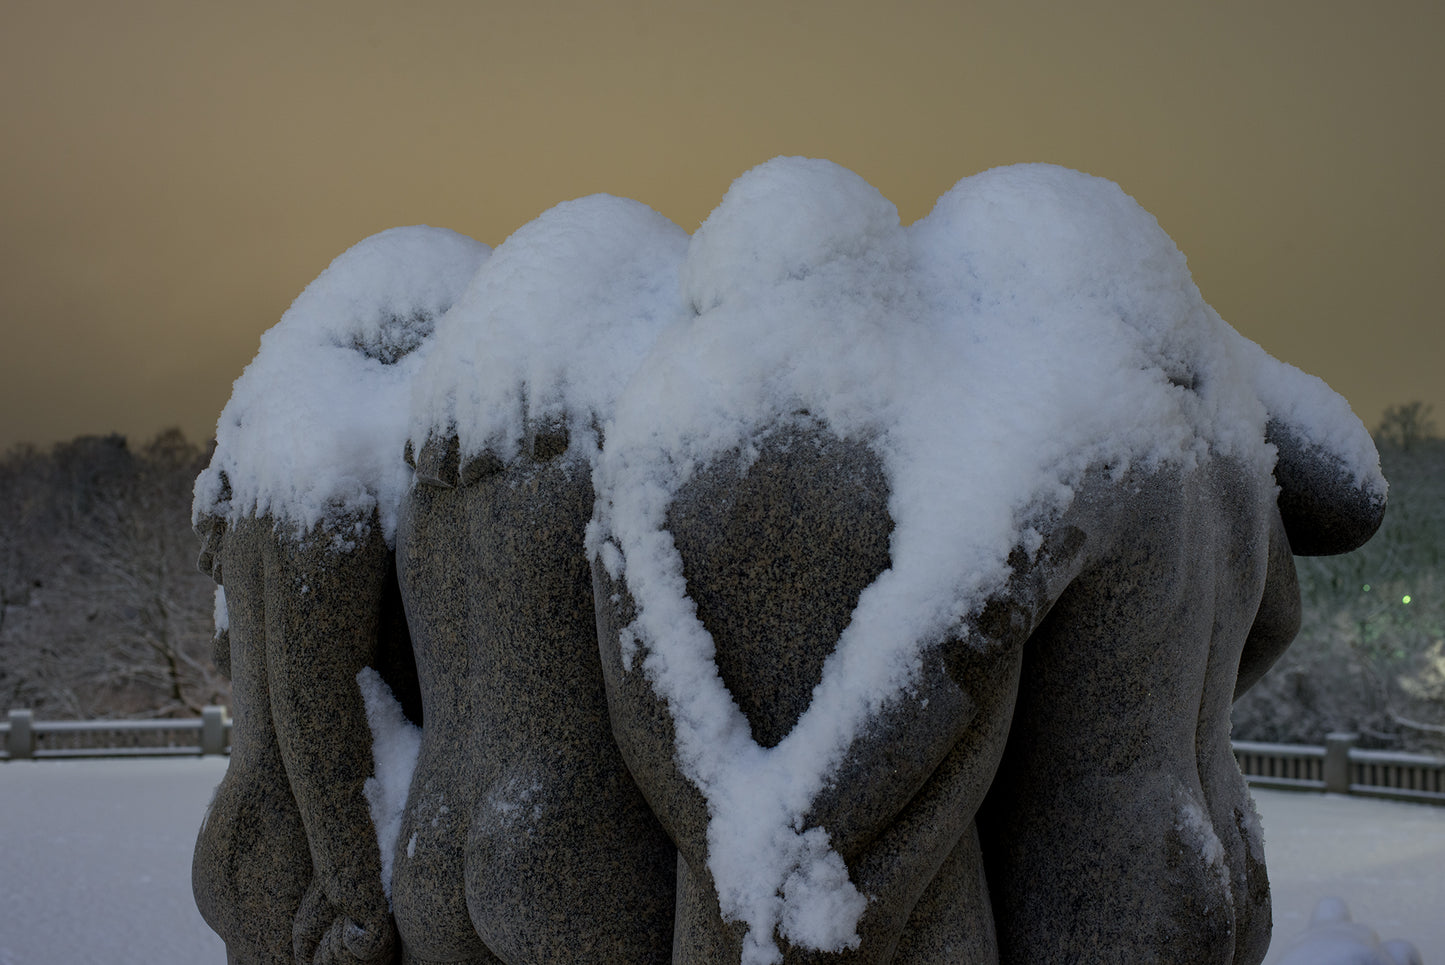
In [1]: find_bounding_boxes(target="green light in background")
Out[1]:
[1402,595,1412,605]
[1363,584,1372,592]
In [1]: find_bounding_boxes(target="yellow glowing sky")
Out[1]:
[2,0,1441,452]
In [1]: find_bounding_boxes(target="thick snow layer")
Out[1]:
[1231,330,1388,496]
[194,226,489,542]
[357,668,421,903]
[408,195,690,467]
[588,158,1384,962]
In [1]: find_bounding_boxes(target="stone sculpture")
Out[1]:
[385,195,686,964]
[588,159,1387,965]
[192,226,486,965]
[196,160,1389,965]
[192,499,313,965]
[194,501,415,965]
[973,429,1380,965]
[594,423,1027,963]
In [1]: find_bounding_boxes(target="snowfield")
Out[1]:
[0,757,1438,963]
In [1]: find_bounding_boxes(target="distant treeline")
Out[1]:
[0,429,226,718]
[1234,402,1445,753]
[2,408,1442,750]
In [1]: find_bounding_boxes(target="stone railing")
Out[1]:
[3,709,1440,806]
[0,706,230,759]
[1233,732,1445,805]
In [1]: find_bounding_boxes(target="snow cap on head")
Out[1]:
[914,163,1207,375]
[408,194,690,467]
[682,156,904,313]
[194,225,489,541]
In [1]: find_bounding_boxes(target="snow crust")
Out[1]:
[587,158,1383,963]
[1177,795,1231,903]
[194,226,489,542]
[407,195,690,467]
[356,668,422,903]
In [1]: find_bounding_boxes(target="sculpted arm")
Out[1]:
[1236,418,1388,699]
[265,516,397,965]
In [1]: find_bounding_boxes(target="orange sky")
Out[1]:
[2,0,1441,453]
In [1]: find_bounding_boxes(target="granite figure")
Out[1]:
[193,162,1390,965]
[194,500,416,965]
[587,159,1388,965]
[386,195,686,964]
[191,225,485,965]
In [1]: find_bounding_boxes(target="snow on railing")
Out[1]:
[1,707,230,759]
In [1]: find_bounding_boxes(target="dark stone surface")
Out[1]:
[978,460,1278,965]
[390,432,675,965]
[1267,418,1387,557]
[597,418,1385,965]
[596,425,1077,963]
[193,509,412,965]
[195,378,1384,965]
[978,436,1383,965]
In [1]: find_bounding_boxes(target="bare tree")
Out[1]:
[0,430,227,718]
[1376,401,1438,452]
[1234,405,1445,752]
[59,429,225,715]
[0,443,64,708]
[0,444,49,639]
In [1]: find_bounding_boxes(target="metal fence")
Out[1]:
[2,710,1442,805]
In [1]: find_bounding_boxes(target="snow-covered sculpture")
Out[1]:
[384,196,686,965]
[588,159,1386,964]
[191,226,487,965]
[194,159,1389,965]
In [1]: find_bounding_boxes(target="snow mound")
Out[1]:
[212,585,228,633]
[1274,897,1423,964]
[588,158,1381,963]
[357,667,422,903]
[408,194,690,468]
[194,226,490,541]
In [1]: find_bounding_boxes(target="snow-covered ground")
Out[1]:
[1258,789,1443,963]
[0,757,1439,964]
[0,758,227,965]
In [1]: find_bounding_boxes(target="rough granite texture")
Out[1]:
[596,419,1384,965]
[194,392,1384,965]
[193,510,415,965]
[390,431,675,965]
[977,428,1383,965]
[595,425,1072,964]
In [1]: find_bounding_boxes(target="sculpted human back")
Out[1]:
[194,160,1389,965]
[387,194,689,964]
